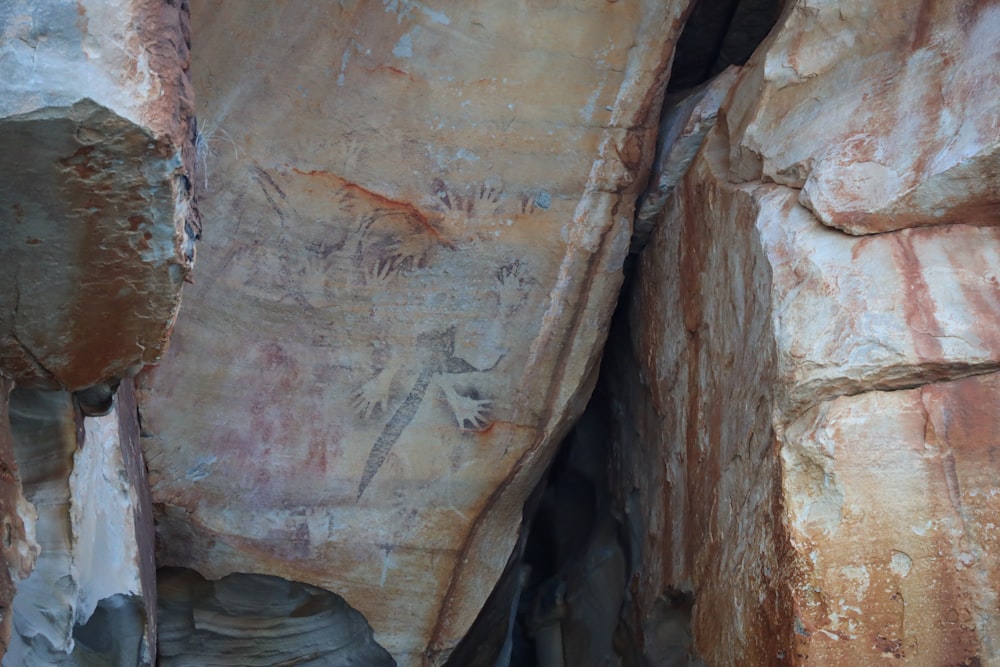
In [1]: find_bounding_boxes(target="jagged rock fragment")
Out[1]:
[0,0,197,391]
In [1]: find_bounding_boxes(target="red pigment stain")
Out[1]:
[368,63,412,78]
[288,166,449,244]
[890,232,943,360]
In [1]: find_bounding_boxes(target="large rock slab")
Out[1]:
[726,0,1000,234]
[613,93,1000,663]
[138,1,689,662]
[0,0,197,391]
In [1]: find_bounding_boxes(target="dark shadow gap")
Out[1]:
[447,1,783,664]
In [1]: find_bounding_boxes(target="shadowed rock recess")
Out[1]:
[2,0,1000,665]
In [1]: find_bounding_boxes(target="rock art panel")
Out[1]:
[0,0,197,391]
[726,0,1000,234]
[138,1,689,663]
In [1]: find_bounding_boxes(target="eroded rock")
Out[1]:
[157,568,394,667]
[726,0,1000,234]
[0,0,197,391]
[137,1,690,662]
[0,376,37,657]
[4,388,154,666]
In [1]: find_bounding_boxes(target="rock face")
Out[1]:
[0,0,197,392]
[611,0,1000,664]
[3,0,1000,664]
[157,568,394,666]
[728,0,1000,234]
[136,2,690,662]
[4,384,156,666]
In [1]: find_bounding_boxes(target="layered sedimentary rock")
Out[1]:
[137,1,690,662]
[612,0,1000,663]
[157,568,394,666]
[0,0,197,392]
[4,384,155,666]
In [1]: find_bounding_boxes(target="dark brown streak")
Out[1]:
[425,203,621,658]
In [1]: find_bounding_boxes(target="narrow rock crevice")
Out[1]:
[449,2,784,663]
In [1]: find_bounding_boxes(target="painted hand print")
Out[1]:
[231,164,542,500]
[431,178,549,225]
[355,325,505,499]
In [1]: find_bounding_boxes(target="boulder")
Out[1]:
[137,1,689,662]
[0,0,197,391]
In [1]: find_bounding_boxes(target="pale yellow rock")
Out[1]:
[138,1,688,662]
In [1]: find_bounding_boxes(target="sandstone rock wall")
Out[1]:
[136,2,692,662]
[612,1,1000,663]
[1,0,998,664]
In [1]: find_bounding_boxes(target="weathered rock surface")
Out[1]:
[633,66,740,251]
[611,2,1000,661]
[727,0,1000,234]
[157,568,394,666]
[137,1,690,662]
[0,0,197,391]
[4,387,155,666]
[608,121,791,667]
[0,377,37,657]
[5,0,999,664]
[783,373,1000,665]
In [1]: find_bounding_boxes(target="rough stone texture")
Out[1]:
[614,3,1000,660]
[136,1,691,663]
[608,121,792,667]
[157,568,394,666]
[0,0,197,391]
[5,389,154,666]
[0,377,37,658]
[726,0,1000,234]
[783,374,1000,665]
[759,176,1000,420]
[633,65,740,251]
